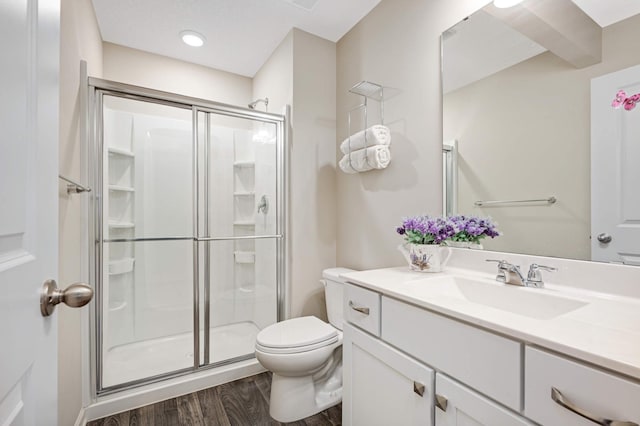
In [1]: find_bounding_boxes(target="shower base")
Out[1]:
[102,321,261,388]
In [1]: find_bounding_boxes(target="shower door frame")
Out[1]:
[87,78,287,396]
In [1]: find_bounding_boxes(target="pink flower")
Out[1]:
[612,90,640,111]
[612,90,627,108]
[624,94,640,111]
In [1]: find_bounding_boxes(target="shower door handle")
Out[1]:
[40,279,94,317]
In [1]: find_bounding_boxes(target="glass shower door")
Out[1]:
[99,94,195,389]
[198,111,281,365]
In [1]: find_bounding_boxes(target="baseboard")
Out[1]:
[73,407,87,426]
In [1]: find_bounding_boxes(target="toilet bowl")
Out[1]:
[254,267,353,423]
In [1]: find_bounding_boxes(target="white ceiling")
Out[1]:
[91,0,382,78]
[443,0,640,93]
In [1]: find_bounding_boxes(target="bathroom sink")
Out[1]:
[403,276,588,320]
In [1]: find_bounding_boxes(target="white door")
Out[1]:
[591,65,640,265]
[0,0,60,425]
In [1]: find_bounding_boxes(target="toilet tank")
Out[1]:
[322,267,355,331]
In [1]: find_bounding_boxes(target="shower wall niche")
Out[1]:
[91,83,284,394]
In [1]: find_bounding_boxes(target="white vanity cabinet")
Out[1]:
[342,281,640,426]
[343,323,435,426]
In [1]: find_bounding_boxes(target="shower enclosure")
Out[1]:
[88,79,286,394]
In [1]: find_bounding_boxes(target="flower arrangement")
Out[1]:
[396,215,500,245]
[447,215,500,244]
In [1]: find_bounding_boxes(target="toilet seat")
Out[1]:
[256,316,338,355]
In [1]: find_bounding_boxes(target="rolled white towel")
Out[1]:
[339,145,391,174]
[340,125,391,155]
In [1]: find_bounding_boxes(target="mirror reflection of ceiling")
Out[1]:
[91,0,382,77]
[443,0,640,94]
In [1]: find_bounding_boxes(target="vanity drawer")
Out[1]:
[382,296,522,411]
[344,283,381,337]
[525,347,640,426]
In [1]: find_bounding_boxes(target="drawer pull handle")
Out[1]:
[435,394,448,412]
[349,300,370,315]
[413,381,425,397]
[551,387,638,426]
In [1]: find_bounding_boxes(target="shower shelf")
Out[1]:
[109,257,135,275]
[233,161,255,168]
[233,192,255,197]
[108,221,135,229]
[108,147,134,157]
[233,221,255,226]
[108,185,135,192]
[234,251,255,264]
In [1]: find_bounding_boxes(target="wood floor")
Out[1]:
[87,372,342,426]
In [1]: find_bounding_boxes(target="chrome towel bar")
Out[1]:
[474,196,556,207]
[59,174,91,194]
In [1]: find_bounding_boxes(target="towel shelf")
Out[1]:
[344,80,387,172]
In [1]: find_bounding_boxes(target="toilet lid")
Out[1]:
[256,316,338,349]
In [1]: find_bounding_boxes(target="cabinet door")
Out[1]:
[343,323,434,426]
[435,375,533,426]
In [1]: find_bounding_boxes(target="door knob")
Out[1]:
[40,279,94,317]
[596,233,612,244]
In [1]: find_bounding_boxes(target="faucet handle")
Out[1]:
[527,263,557,287]
[486,259,508,282]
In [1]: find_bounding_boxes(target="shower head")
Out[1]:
[248,97,269,111]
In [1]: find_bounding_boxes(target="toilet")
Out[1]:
[255,267,353,422]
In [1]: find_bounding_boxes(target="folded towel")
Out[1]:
[340,125,391,155]
[339,145,391,174]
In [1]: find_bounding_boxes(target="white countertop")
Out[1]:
[342,266,640,381]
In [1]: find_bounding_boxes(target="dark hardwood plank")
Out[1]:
[301,404,342,426]
[196,387,231,426]
[217,376,276,426]
[129,404,155,426]
[253,372,272,403]
[154,398,179,426]
[176,392,205,426]
[92,411,129,426]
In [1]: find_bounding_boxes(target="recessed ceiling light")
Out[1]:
[493,0,525,8]
[180,30,205,47]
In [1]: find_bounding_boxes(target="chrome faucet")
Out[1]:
[486,260,556,287]
[486,260,526,286]
[526,263,557,288]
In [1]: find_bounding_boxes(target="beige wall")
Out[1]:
[444,13,640,260]
[102,43,252,105]
[335,0,488,270]
[253,29,337,320]
[291,29,337,319]
[253,32,294,116]
[58,0,103,424]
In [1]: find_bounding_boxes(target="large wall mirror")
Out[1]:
[442,0,640,265]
